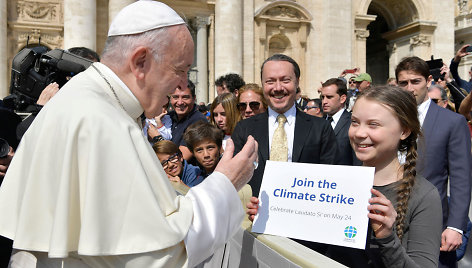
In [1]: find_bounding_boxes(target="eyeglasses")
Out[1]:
[160,152,180,170]
[431,99,445,104]
[304,106,319,110]
[237,101,261,111]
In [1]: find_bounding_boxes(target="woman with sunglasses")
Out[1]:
[152,140,203,187]
[210,93,241,150]
[237,83,268,119]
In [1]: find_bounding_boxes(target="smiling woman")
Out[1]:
[237,83,267,119]
[323,86,443,267]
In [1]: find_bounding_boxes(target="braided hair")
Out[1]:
[357,86,420,240]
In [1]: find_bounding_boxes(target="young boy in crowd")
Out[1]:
[183,121,224,177]
[153,140,203,187]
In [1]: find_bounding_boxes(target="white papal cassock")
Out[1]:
[0,62,244,267]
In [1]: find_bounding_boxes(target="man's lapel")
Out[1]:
[334,110,350,136]
[292,111,311,161]
[422,102,438,139]
[255,113,270,162]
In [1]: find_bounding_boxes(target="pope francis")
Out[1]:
[0,1,258,267]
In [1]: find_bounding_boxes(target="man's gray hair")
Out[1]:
[101,26,172,69]
[428,84,448,101]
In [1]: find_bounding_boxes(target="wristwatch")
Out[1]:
[151,135,164,144]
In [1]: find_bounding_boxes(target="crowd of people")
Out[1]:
[0,0,471,267]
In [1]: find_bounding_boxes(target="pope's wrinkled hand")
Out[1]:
[215,136,258,191]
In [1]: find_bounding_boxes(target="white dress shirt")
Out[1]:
[418,98,431,127]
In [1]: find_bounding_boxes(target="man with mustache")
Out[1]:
[232,54,337,253]
[232,54,337,197]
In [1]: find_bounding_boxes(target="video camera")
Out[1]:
[4,46,93,111]
[426,56,445,82]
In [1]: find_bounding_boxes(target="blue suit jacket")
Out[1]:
[232,110,338,196]
[417,101,472,231]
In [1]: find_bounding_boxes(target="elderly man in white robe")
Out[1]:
[0,1,258,267]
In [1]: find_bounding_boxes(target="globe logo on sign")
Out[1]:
[344,226,357,238]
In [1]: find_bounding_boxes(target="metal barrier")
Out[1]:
[172,182,346,268]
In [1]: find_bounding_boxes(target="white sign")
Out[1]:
[252,161,374,249]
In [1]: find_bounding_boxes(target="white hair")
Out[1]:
[428,84,447,100]
[101,26,174,69]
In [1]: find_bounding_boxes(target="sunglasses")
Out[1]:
[237,101,261,111]
[160,152,180,170]
[349,80,355,84]
[431,99,445,104]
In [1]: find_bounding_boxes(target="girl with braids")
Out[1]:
[323,85,442,267]
[246,86,443,267]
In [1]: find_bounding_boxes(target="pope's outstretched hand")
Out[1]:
[215,135,258,191]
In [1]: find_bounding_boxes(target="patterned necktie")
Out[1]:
[270,114,288,161]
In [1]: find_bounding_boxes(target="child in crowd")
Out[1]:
[209,93,240,150]
[183,121,224,178]
[247,86,442,267]
[153,140,203,187]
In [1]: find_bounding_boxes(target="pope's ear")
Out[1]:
[129,46,150,80]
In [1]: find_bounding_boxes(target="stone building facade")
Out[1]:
[0,0,469,102]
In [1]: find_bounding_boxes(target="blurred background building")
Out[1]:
[0,0,470,102]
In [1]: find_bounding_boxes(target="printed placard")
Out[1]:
[252,161,374,249]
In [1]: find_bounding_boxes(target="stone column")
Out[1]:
[108,0,134,27]
[354,28,370,71]
[0,0,7,98]
[194,17,210,103]
[243,0,254,83]
[254,18,267,84]
[387,43,397,78]
[64,0,96,50]
[353,14,376,71]
[208,15,215,102]
[215,0,243,79]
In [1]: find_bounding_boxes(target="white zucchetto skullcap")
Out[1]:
[108,0,185,37]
